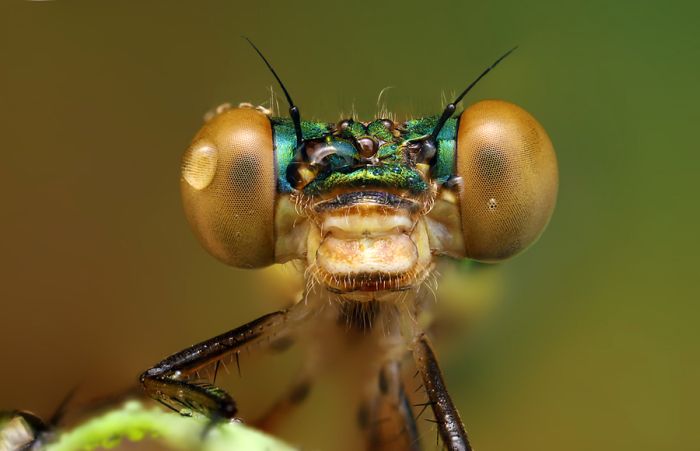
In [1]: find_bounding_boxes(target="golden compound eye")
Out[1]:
[456,100,558,261]
[180,107,276,268]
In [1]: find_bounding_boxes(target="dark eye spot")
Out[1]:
[475,146,508,182]
[228,154,262,196]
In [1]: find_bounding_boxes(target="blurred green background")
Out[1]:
[1,1,697,450]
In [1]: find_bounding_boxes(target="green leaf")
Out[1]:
[45,401,296,451]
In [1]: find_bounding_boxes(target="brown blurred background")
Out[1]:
[1,1,698,450]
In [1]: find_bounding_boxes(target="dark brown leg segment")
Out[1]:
[412,333,472,451]
[140,303,309,420]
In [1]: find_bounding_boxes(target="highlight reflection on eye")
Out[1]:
[182,143,218,190]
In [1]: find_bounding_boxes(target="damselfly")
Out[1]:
[141,39,558,451]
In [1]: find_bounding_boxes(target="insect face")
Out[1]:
[180,100,557,295]
[146,42,559,451]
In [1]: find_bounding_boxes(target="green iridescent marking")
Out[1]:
[367,120,394,142]
[433,139,455,183]
[402,116,455,139]
[433,117,457,182]
[403,116,457,182]
[345,121,367,139]
[304,164,428,196]
[436,117,457,142]
[403,116,439,140]
[272,120,297,192]
[300,120,332,140]
[376,143,400,160]
[272,118,331,139]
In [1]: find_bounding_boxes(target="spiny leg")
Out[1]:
[412,333,471,451]
[362,360,421,451]
[140,302,310,420]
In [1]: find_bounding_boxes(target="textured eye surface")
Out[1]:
[181,107,276,268]
[456,100,558,261]
[182,144,218,190]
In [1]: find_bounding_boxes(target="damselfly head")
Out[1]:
[179,43,558,297]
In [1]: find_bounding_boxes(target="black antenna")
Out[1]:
[430,46,518,141]
[243,37,303,146]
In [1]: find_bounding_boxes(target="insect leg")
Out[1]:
[362,360,421,451]
[412,333,472,451]
[140,302,310,420]
[251,376,313,432]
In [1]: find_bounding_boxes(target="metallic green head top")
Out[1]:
[272,116,457,195]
